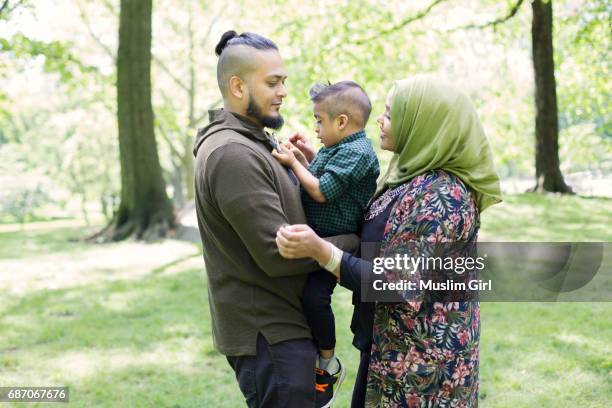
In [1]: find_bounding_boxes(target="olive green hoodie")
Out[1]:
[193,109,358,356]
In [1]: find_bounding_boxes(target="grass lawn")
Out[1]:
[0,193,610,407]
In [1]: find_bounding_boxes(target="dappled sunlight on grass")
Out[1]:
[0,194,610,406]
[483,349,606,407]
[37,339,206,379]
[2,344,236,407]
[479,302,612,406]
[556,332,611,355]
[98,290,144,312]
[482,350,608,407]
[1,273,208,352]
[0,225,97,260]
[0,252,237,406]
[0,231,201,294]
[480,193,612,241]
[0,218,103,234]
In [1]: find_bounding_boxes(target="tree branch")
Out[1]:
[202,9,223,48]
[446,0,526,32]
[152,54,190,93]
[1,0,25,17]
[191,8,223,126]
[75,0,116,61]
[0,0,10,15]
[101,0,118,17]
[157,122,184,160]
[351,0,448,46]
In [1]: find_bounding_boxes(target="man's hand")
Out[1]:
[288,132,316,163]
[271,142,297,167]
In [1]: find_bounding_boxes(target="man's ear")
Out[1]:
[336,114,349,130]
[229,75,245,99]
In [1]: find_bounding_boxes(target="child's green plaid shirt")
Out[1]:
[302,130,380,236]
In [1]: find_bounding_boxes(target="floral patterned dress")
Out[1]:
[366,169,480,408]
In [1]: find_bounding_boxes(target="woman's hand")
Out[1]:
[276,224,330,264]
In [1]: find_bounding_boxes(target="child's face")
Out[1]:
[313,103,342,148]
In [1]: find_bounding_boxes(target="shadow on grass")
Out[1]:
[479,302,612,407]
[0,226,100,260]
[1,195,611,407]
[0,268,249,407]
[480,193,612,241]
[62,364,239,407]
[0,258,358,407]
[1,269,212,352]
[3,361,240,408]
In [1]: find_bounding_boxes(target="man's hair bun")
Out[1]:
[215,30,238,56]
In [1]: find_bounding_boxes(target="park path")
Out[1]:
[0,221,203,295]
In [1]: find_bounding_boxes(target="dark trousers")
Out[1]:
[302,269,337,350]
[351,349,371,408]
[227,333,317,408]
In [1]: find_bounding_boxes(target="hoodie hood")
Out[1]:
[193,109,272,157]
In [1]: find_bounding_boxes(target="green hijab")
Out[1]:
[375,75,502,212]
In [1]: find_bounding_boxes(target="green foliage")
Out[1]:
[559,123,612,174]
[0,4,119,220]
[556,0,611,138]
[0,0,609,222]
[0,33,98,83]
[0,102,119,223]
[0,182,49,225]
[271,1,441,156]
[0,144,52,224]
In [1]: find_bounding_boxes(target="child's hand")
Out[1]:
[289,132,316,162]
[287,142,309,167]
[271,142,297,167]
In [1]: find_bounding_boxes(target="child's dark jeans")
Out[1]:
[302,268,338,350]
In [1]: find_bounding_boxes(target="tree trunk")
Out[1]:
[101,0,175,241]
[531,0,572,193]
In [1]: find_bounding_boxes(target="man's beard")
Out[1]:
[246,95,284,130]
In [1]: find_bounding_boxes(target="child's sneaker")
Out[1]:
[315,357,346,408]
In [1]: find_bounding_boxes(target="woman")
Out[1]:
[276,75,502,407]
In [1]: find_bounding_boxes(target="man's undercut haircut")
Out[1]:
[215,31,279,96]
[309,81,372,127]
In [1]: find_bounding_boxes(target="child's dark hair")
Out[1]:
[309,81,372,126]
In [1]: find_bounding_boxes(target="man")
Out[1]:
[193,31,358,407]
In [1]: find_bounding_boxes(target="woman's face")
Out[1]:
[377,94,395,151]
